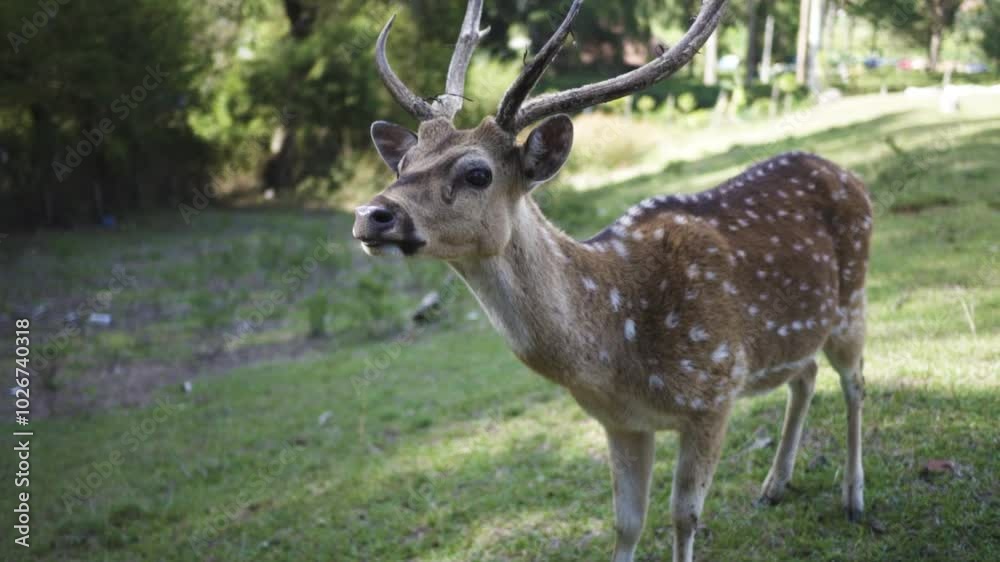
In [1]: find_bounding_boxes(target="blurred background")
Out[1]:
[1,1,998,561]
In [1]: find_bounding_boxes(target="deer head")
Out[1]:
[353,0,729,260]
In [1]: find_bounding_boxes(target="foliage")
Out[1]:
[0,0,211,228]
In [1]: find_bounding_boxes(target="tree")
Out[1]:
[796,0,811,84]
[848,0,962,71]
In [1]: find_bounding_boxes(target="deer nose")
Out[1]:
[353,204,399,241]
[356,205,396,229]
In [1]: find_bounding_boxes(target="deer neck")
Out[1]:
[449,197,593,382]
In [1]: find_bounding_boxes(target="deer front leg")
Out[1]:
[671,414,729,562]
[606,428,655,562]
[760,360,818,504]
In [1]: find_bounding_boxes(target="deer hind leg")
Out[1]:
[759,360,818,505]
[824,325,866,522]
[605,428,655,562]
[671,413,729,562]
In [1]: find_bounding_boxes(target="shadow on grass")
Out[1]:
[318,383,1000,561]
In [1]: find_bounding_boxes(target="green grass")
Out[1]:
[2,95,1000,561]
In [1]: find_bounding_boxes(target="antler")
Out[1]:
[495,0,584,131]
[375,1,489,122]
[498,0,729,132]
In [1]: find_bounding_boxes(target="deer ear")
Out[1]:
[520,114,573,187]
[371,121,418,173]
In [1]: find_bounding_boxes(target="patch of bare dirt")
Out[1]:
[19,337,337,419]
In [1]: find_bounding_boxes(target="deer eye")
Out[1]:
[465,168,492,188]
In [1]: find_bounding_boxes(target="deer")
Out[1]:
[351,1,872,560]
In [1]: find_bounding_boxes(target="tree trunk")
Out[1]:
[796,0,811,85]
[807,0,825,93]
[928,26,943,72]
[263,0,316,192]
[703,29,719,86]
[761,14,775,84]
[744,0,759,88]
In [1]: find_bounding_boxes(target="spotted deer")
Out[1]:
[352,1,872,560]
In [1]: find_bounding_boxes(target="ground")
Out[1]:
[1,93,998,561]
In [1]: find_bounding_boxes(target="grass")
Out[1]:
[2,93,999,561]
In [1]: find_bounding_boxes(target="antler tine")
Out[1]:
[438,0,490,119]
[375,15,437,121]
[511,0,729,131]
[495,0,584,132]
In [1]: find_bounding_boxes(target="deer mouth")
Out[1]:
[358,236,426,257]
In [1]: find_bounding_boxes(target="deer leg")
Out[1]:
[760,360,818,504]
[825,334,866,522]
[606,428,655,562]
[671,413,729,562]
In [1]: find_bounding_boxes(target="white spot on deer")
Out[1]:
[764,253,775,264]
[649,375,665,391]
[736,249,747,259]
[795,189,805,197]
[745,197,756,206]
[611,239,628,258]
[675,394,687,406]
[770,236,780,245]
[659,279,668,291]
[680,359,695,372]
[665,311,680,329]
[777,190,788,199]
[759,292,769,301]
[791,320,804,331]
[707,246,719,254]
[624,318,636,341]
[794,213,805,222]
[766,320,776,330]
[799,282,809,292]
[757,270,767,280]
[674,215,688,225]
[747,304,759,316]
[689,326,710,342]
[631,230,644,241]
[853,240,863,251]
[723,281,738,295]
[777,209,789,217]
[778,325,790,337]
[793,242,805,252]
[610,288,622,311]
[612,225,627,237]
[737,218,750,228]
[747,210,760,220]
[582,277,598,292]
[690,397,705,410]
[685,288,698,300]
[704,270,717,281]
[711,342,730,364]
[686,263,701,279]
[654,228,665,240]
[599,349,610,363]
